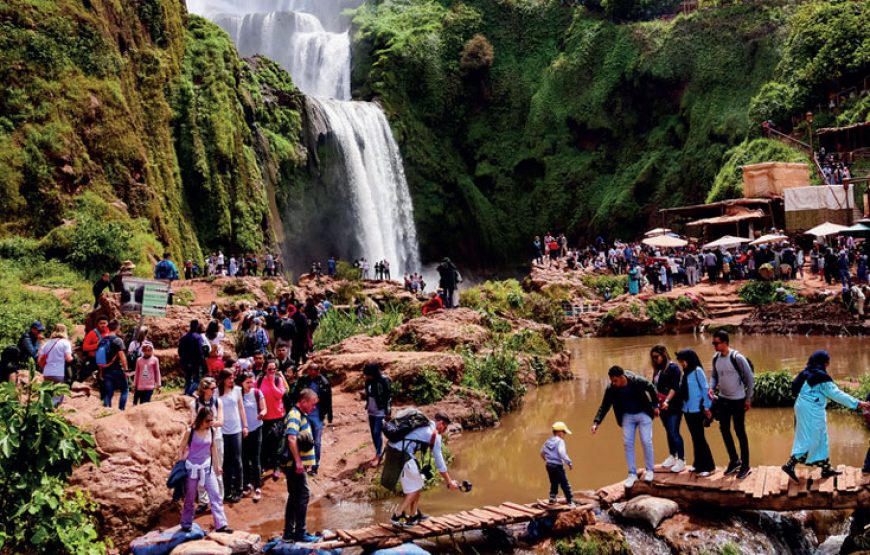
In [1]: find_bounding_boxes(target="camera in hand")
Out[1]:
[459,480,472,493]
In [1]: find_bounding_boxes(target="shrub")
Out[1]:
[738,281,794,305]
[556,534,630,555]
[0,236,43,263]
[260,280,277,301]
[220,279,253,298]
[0,268,69,348]
[0,377,106,554]
[333,281,363,305]
[334,260,362,281]
[501,329,556,356]
[581,274,628,299]
[313,305,405,350]
[645,298,677,327]
[173,287,195,307]
[462,347,526,414]
[841,374,870,404]
[753,370,795,407]
[459,34,494,75]
[407,367,452,405]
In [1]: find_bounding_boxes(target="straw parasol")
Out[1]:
[749,234,788,246]
[703,235,751,249]
[642,235,688,248]
[804,222,849,237]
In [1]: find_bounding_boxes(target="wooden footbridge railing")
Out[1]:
[311,500,595,550]
[604,465,870,511]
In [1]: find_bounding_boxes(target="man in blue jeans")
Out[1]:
[363,363,392,467]
[592,366,659,488]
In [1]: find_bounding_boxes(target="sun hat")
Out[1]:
[552,421,572,434]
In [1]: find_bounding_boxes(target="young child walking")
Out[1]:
[541,421,574,505]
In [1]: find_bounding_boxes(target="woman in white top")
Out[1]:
[240,371,267,501]
[38,323,73,406]
[218,369,247,503]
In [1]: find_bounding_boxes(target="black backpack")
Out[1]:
[242,331,259,357]
[277,318,295,342]
[713,351,754,385]
[383,408,431,443]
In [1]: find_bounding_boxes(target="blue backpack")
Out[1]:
[95,336,113,367]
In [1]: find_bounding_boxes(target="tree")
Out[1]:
[0,375,106,554]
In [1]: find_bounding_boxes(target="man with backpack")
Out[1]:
[708,330,754,479]
[282,388,320,543]
[98,320,128,410]
[385,411,459,528]
[364,363,392,467]
[291,364,332,475]
[154,252,180,281]
[179,320,208,396]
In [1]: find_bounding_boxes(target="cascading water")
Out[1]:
[187,0,422,273]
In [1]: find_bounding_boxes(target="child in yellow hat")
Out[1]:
[540,421,574,505]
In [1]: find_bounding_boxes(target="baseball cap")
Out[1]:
[31,321,45,332]
[552,421,572,434]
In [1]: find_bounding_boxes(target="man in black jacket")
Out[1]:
[291,363,332,475]
[591,366,659,488]
[363,362,391,467]
[178,320,207,396]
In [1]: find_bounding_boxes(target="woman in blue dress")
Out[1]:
[782,351,870,482]
[627,264,640,296]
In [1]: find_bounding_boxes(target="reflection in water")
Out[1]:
[253,334,870,543]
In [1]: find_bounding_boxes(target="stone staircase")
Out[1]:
[701,294,755,327]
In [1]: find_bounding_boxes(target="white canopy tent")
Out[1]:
[703,235,751,249]
[642,235,688,248]
[644,228,672,237]
[804,221,849,237]
[749,233,788,246]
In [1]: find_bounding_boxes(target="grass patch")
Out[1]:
[173,287,195,307]
[460,279,565,330]
[313,304,405,350]
[581,274,628,300]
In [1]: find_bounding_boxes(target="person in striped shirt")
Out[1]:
[283,388,319,543]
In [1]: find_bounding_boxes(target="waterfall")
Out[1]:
[188,0,422,274]
[211,12,350,100]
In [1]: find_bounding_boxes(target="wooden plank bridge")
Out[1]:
[311,500,595,550]
[603,464,870,511]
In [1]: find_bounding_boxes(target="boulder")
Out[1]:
[552,506,596,535]
[206,530,261,554]
[85,293,122,332]
[580,523,630,554]
[326,334,389,355]
[655,512,794,555]
[169,539,232,555]
[68,396,192,548]
[612,495,679,528]
[387,309,489,352]
[316,351,464,392]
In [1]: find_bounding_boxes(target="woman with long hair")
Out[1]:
[676,349,715,476]
[191,376,224,509]
[782,351,870,481]
[217,369,247,503]
[651,345,685,472]
[39,323,73,406]
[258,360,288,481]
[240,371,267,502]
[179,407,232,533]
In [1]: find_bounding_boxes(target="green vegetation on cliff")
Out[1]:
[352,0,869,266]
[0,1,306,268]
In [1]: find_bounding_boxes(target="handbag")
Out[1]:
[37,339,59,370]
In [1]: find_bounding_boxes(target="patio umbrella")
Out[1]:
[644,227,671,237]
[642,235,688,248]
[749,234,788,246]
[804,222,849,237]
[703,235,751,249]
[839,222,870,237]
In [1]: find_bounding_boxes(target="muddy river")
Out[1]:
[266,334,870,539]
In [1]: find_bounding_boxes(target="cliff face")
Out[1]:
[350,0,869,267]
[0,0,306,262]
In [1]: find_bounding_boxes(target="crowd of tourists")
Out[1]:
[818,148,853,186]
[586,331,870,493]
[182,252,284,279]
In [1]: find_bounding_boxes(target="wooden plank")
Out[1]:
[787,472,802,498]
[848,466,863,491]
[819,474,836,494]
[336,530,356,543]
[778,467,792,495]
[503,502,544,516]
[484,506,522,519]
[454,512,486,526]
[809,468,823,493]
[439,515,469,528]
[836,465,849,491]
[738,467,759,494]
[765,466,784,496]
[495,504,534,518]
[469,509,500,524]
[415,520,447,534]
[404,525,434,538]
[752,466,768,499]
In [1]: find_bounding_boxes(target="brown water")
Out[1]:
[263,334,870,540]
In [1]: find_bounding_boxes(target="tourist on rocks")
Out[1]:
[421,292,443,315]
[282,388,321,543]
[290,306,310,366]
[541,421,574,506]
[82,316,108,383]
[191,376,225,509]
[390,412,459,528]
[383,260,391,280]
[240,371,266,502]
[258,360,289,482]
[228,256,238,277]
[184,259,194,280]
[38,324,73,406]
[437,257,459,308]
[179,320,209,396]
[709,330,754,479]
[781,351,870,482]
[217,369,247,503]
[304,298,320,350]
[205,320,226,375]
[291,363,332,476]
[627,263,640,295]
[327,256,337,277]
[650,345,685,473]
[132,341,160,405]
[92,272,113,308]
[99,320,129,411]
[154,252,180,282]
[591,366,659,488]
[17,321,45,367]
[364,363,392,467]
[179,407,232,535]
[676,349,715,476]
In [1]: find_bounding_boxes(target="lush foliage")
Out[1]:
[644,295,695,327]
[581,274,629,299]
[406,367,453,405]
[313,305,405,350]
[556,533,631,555]
[461,347,526,414]
[334,260,363,281]
[460,279,566,330]
[842,374,870,405]
[753,370,795,407]
[738,280,795,305]
[0,377,105,554]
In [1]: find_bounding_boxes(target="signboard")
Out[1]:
[121,277,170,317]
